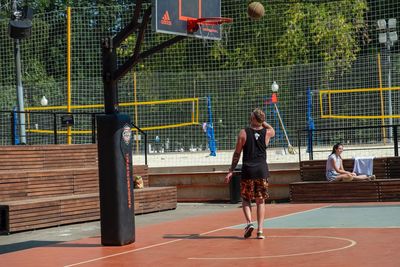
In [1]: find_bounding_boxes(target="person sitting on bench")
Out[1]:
[326,143,375,182]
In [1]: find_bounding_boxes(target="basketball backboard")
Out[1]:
[152,0,222,40]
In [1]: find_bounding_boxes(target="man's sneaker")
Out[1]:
[368,175,376,180]
[244,223,254,238]
[256,231,265,239]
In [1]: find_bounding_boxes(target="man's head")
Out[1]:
[251,108,265,124]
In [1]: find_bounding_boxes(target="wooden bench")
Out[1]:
[299,158,387,181]
[291,157,400,203]
[0,145,176,234]
[133,165,177,214]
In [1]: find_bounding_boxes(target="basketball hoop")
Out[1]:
[187,17,233,44]
[187,17,233,33]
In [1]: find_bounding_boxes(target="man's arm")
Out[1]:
[262,121,275,145]
[224,129,246,183]
[229,129,246,171]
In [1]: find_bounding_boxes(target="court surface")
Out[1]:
[1,202,399,267]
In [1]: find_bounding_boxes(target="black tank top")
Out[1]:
[241,127,269,179]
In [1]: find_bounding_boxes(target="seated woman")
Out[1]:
[326,143,374,182]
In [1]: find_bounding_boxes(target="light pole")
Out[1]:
[377,18,398,141]
[270,81,296,154]
[9,1,32,144]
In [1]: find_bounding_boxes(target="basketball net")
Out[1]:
[188,17,233,47]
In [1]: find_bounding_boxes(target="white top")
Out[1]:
[326,153,341,175]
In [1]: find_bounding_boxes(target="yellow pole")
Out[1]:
[319,91,323,117]
[67,7,72,144]
[328,92,332,117]
[196,98,199,123]
[134,72,139,153]
[377,53,387,143]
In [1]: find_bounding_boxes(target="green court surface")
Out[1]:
[232,205,400,229]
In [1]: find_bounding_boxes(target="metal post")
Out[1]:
[387,43,393,141]
[378,18,397,142]
[144,132,148,165]
[91,113,96,144]
[393,126,398,157]
[11,111,16,145]
[297,130,301,162]
[102,38,118,115]
[206,96,216,156]
[53,113,58,144]
[307,129,314,160]
[14,39,26,144]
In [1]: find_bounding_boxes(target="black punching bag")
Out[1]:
[97,113,135,246]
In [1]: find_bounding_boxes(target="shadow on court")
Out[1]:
[0,240,59,255]
[163,234,243,240]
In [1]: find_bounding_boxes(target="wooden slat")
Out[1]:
[290,180,380,203]
[0,142,174,233]
[1,185,177,233]
[378,179,400,201]
[0,144,97,171]
[134,187,177,215]
[0,168,98,202]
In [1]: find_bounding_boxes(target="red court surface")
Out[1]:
[1,203,400,267]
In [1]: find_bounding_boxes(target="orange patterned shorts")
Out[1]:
[240,178,269,200]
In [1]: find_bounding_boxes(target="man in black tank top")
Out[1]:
[224,108,275,239]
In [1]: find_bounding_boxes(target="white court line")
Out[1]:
[63,227,229,267]
[188,235,357,260]
[229,204,333,228]
[64,204,332,267]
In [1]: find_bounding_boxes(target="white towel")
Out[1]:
[353,157,374,176]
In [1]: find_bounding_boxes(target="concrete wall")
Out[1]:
[148,163,301,202]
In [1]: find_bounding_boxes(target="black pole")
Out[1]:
[53,113,57,144]
[97,1,186,246]
[91,113,96,144]
[297,130,301,162]
[144,132,147,165]
[97,114,135,246]
[308,129,313,160]
[393,126,398,157]
[102,37,118,114]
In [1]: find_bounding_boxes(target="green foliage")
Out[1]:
[0,1,385,148]
[276,0,368,81]
[23,58,59,107]
[0,20,14,86]
[0,84,17,109]
[276,3,310,65]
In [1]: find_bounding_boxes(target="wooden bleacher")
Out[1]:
[0,144,176,234]
[290,157,400,203]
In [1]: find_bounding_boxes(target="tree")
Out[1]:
[276,0,368,80]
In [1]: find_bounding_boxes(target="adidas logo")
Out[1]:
[161,11,172,26]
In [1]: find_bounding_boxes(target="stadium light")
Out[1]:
[377,18,397,45]
[377,18,397,141]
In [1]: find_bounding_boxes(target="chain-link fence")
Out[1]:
[0,1,400,166]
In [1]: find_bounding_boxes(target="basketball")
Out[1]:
[247,2,265,20]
